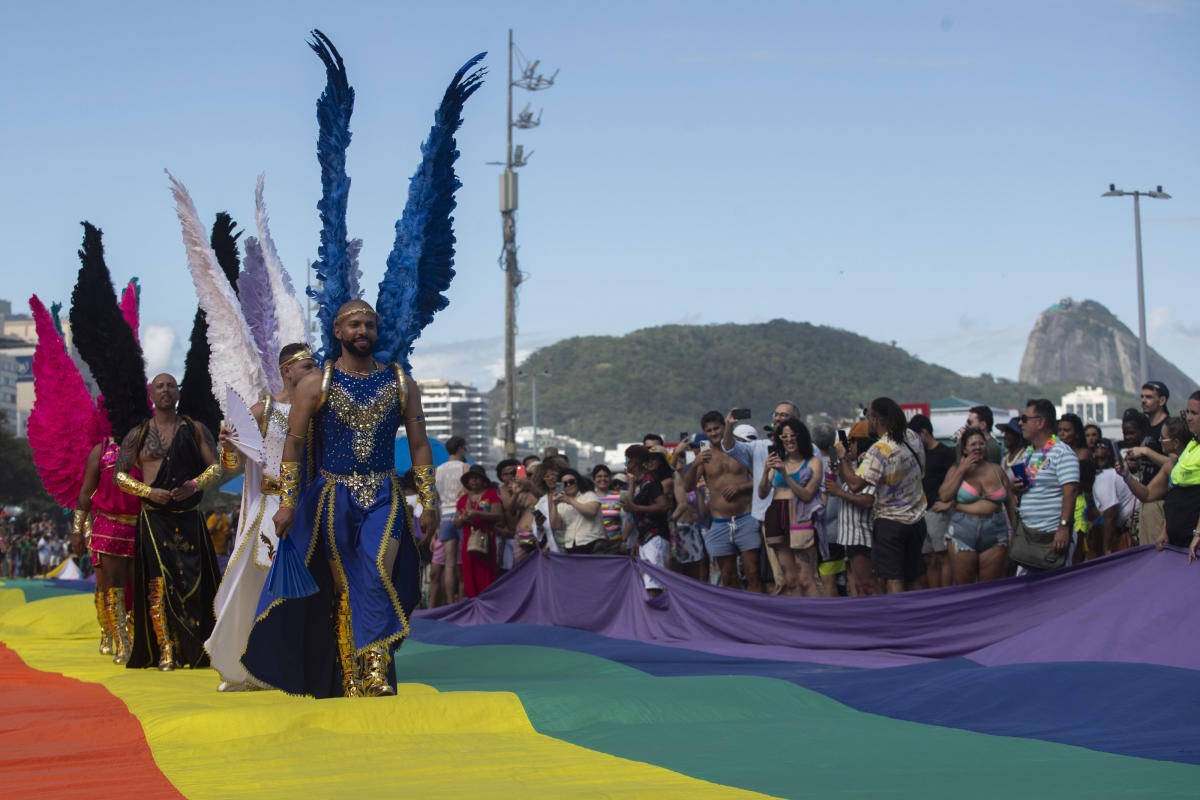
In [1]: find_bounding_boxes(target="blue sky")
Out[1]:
[3,0,1197,396]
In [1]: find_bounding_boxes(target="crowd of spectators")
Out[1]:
[405,382,1200,605]
[0,512,76,578]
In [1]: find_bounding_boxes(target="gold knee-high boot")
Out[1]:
[95,590,113,655]
[105,587,132,665]
[362,644,396,697]
[336,591,363,697]
[148,577,176,671]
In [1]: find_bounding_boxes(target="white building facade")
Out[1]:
[418,380,489,464]
[1060,385,1117,425]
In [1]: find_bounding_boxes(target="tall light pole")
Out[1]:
[495,29,557,457]
[1102,184,1171,387]
[518,369,550,452]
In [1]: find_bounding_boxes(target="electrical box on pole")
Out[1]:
[500,172,518,212]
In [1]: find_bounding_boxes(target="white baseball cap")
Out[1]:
[733,423,758,441]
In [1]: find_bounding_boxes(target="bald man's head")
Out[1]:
[333,300,378,358]
[150,373,179,411]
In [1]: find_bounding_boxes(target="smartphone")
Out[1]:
[679,432,689,444]
[1011,462,1028,483]
[837,429,849,447]
[731,408,752,420]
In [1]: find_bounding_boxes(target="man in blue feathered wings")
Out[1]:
[244,299,438,698]
[241,30,483,698]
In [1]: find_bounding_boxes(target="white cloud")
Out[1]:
[141,324,178,376]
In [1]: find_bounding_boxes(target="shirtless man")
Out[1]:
[115,373,222,671]
[685,411,759,591]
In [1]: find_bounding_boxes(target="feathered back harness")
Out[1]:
[305,29,486,370]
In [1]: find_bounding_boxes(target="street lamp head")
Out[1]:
[1102,184,1125,197]
[1148,186,1171,200]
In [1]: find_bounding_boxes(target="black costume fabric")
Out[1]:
[68,221,148,441]
[127,417,221,670]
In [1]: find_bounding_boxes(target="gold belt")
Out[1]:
[319,468,396,507]
[97,511,138,526]
[262,476,283,496]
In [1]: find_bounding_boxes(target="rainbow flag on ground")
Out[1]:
[1,545,1196,798]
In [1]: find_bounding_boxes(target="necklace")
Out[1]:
[337,361,379,377]
[1022,434,1059,483]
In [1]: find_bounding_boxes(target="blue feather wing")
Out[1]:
[307,28,357,361]
[375,53,486,371]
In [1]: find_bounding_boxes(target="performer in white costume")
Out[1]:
[164,170,311,691]
[207,344,316,690]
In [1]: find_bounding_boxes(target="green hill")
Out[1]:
[486,320,1141,446]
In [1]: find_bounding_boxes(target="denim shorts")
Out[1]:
[703,513,761,557]
[438,517,460,542]
[948,510,1009,553]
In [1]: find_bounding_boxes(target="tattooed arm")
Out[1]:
[116,424,170,505]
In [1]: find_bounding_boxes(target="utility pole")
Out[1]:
[497,29,557,456]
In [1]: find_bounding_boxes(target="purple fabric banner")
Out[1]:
[417,545,1200,671]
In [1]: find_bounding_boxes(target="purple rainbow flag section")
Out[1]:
[413,545,1200,795]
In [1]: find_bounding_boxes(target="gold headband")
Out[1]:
[279,349,315,368]
[334,306,378,324]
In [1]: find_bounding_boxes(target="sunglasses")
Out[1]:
[562,479,577,487]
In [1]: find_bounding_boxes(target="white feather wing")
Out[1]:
[167,170,268,416]
[255,174,309,348]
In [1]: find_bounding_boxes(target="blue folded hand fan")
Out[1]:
[265,534,319,600]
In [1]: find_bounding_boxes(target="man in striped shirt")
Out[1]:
[1014,398,1080,569]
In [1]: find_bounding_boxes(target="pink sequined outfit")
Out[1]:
[89,440,140,565]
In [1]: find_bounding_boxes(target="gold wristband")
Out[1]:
[221,446,240,471]
[115,471,153,499]
[71,508,88,538]
[192,462,224,492]
[411,464,438,511]
[278,461,301,509]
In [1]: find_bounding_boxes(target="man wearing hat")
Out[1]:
[684,411,759,592]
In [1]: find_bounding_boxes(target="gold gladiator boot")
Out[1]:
[105,587,132,665]
[149,577,176,671]
[95,590,113,655]
[362,644,396,697]
[336,591,363,697]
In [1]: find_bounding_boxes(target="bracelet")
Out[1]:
[278,461,301,509]
[221,446,240,471]
[115,471,153,499]
[192,463,224,492]
[411,464,438,512]
[71,508,88,538]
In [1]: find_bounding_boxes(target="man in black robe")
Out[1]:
[115,373,223,670]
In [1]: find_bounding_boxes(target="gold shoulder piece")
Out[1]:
[319,362,334,410]
[392,363,408,417]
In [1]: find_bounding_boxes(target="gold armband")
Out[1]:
[278,461,301,509]
[115,471,153,499]
[411,464,438,512]
[71,508,88,538]
[191,463,224,492]
[221,445,240,471]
